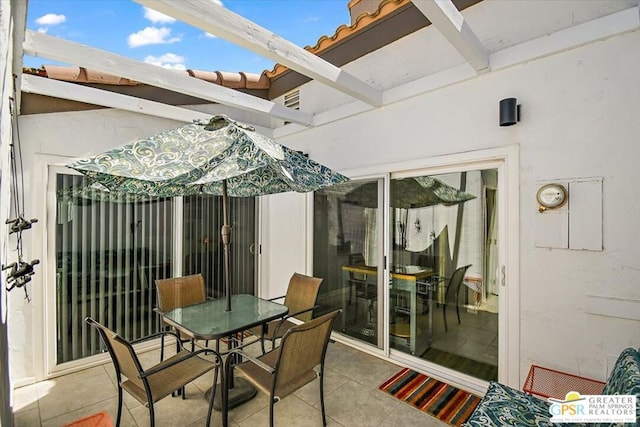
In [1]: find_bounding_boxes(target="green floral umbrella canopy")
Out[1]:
[69,114,349,310]
[57,183,161,205]
[343,176,475,209]
[69,115,347,198]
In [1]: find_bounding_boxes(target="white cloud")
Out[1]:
[37,27,48,34]
[144,53,186,70]
[127,27,181,48]
[35,13,66,26]
[204,32,217,38]
[143,7,176,24]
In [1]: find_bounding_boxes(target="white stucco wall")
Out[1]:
[7,1,640,389]
[7,110,184,383]
[277,15,640,381]
[1,0,18,422]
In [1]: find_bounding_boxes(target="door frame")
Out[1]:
[309,145,520,393]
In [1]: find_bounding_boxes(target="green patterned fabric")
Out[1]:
[602,348,640,396]
[69,115,349,198]
[344,176,476,209]
[57,184,162,204]
[597,347,640,427]
[463,381,561,427]
[465,348,640,427]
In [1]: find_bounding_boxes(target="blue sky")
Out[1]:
[24,0,352,74]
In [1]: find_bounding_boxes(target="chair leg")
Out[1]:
[443,281,452,332]
[456,280,462,324]
[149,401,155,427]
[159,333,165,362]
[269,397,275,427]
[206,362,219,427]
[223,356,236,427]
[443,297,448,333]
[116,386,123,427]
[179,339,196,400]
[260,333,267,355]
[319,370,327,426]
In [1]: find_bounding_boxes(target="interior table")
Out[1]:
[161,294,288,427]
[341,265,434,355]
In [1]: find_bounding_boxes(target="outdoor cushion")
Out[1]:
[464,347,640,427]
[463,381,560,427]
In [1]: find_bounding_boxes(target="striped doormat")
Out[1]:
[378,368,481,426]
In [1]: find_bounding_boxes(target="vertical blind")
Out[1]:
[56,174,174,363]
[182,194,256,298]
[55,174,257,365]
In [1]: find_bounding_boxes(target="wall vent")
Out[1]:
[284,89,300,110]
[283,89,300,125]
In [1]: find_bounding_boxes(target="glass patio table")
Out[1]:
[161,294,288,426]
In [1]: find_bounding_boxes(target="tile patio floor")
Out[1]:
[13,339,449,426]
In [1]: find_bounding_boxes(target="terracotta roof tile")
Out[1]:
[28,65,271,91]
[241,72,271,89]
[216,71,245,89]
[23,1,413,95]
[264,0,407,79]
[44,65,139,85]
[185,70,269,89]
[186,70,221,84]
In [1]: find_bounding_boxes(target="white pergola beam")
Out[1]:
[23,30,312,126]
[412,0,489,72]
[21,74,213,123]
[11,0,28,113]
[135,0,383,107]
[21,74,274,135]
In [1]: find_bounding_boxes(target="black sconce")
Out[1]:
[499,98,520,126]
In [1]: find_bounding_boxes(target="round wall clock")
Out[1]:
[536,183,568,210]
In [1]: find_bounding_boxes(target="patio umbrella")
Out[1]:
[343,176,475,209]
[57,183,162,205]
[69,114,349,311]
[342,176,475,271]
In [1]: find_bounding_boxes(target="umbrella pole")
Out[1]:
[222,179,232,311]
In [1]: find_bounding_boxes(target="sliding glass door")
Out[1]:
[313,167,500,382]
[55,174,173,363]
[313,178,384,349]
[52,170,257,365]
[182,195,257,298]
[389,170,498,381]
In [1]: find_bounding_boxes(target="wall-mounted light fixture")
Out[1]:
[499,98,520,126]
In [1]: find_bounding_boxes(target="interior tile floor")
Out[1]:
[425,301,498,366]
[340,289,498,378]
[13,339,449,427]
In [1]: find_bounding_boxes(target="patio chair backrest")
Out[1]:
[86,317,145,390]
[283,273,323,322]
[156,274,206,312]
[273,309,339,395]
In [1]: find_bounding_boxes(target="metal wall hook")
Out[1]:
[6,216,38,234]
